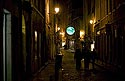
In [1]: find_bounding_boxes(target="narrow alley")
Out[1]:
[28,49,124,81]
[1,1,125,81]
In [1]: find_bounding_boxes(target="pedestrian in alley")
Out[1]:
[91,48,98,70]
[82,47,91,71]
[74,42,82,70]
[74,48,82,70]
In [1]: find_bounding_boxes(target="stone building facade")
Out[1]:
[83,0,125,73]
[0,0,51,81]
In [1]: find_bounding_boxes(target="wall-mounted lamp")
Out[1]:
[90,20,93,24]
[90,19,96,24]
[55,7,59,14]
[80,30,85,41]
[57,27,60,31]
[80,30,85,38]
[97,31,100,35]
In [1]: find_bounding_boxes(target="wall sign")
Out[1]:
[66,26,75,35]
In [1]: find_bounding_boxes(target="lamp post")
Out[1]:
[54,7,62,81]
[89,19,95,51]
[54,7,60,54]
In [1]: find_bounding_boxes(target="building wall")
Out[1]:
[1,0,56,81]
[29,0,47,75]
[83,0,125,73]
[45,0,56,59]
[94,0,125,73]
[0,0,3,81]
[1,0,24,81]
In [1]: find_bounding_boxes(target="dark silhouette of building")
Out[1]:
[83,0,125,75]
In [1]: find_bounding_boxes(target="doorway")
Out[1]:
[3,9,12,81]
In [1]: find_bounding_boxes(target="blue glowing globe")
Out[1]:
[66,27,75,35]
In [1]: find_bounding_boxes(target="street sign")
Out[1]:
[66,26,75,35]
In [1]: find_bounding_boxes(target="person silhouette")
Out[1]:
[91,48,97,70]
[82,47,91,70]
[74,48,82,70]
[74,42,82,70]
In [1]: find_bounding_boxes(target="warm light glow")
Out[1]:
[57,27,60,31]
[60,32,65,37]
[90,20,93,24]
[60,32,63,35]
[93,19,96,24]
[91,44,94,51]
[97,31,100,35]
[80,30,85,38]
[55,24,58,32]
[62,42,66,47]
[35,31,37,41]
[55,7,59,13]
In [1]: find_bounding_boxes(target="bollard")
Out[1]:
[55,54,63,81]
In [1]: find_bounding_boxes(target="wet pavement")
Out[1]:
[28,49,124,81]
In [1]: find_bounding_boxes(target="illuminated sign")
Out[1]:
[66,26,75,35]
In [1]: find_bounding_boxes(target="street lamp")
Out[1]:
[51,7,60,57]
[54,7,61,81]
[54,7,60,32]
[89,19,96,51]
[90,19,95,25]
[55,7,59,14]
[54,7,60,47]
[57,27,60,31]
[90,20,93,24]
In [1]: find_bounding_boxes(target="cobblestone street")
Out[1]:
[61,49,105,81]
[61,49,124,81]
[29,49,124,81]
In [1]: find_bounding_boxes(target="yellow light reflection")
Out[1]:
[90,20,93,24]
[55,8,59,13]
[57,27,60,31]
[60,32,65,37]
[80,30,85,39]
